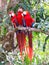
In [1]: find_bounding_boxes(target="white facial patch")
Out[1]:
[21,13,23,16]
[11,13,15,16]
[9,13,15,17]
[23,11,27,15]
[18,9,23,12]
[9,14,12,17]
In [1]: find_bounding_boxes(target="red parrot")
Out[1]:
[17,8,23,26]
[16,8,26,55]
[9,11,19,51]
[23,11,35,27]
[23,11,35,60]
[9,10,22,55]
[9,11,18,28]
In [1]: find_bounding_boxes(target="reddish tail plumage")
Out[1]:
[25,31,33,61]
[16,31,22,55]
[16,31,26,55]
[28,31,33,60]
[16,9,26,55]
[23,11,34,60]
[21,31,26,50]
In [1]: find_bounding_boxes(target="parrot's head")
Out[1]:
[9,11,15,17]
[23,11,30,16]
[18,7,23,12]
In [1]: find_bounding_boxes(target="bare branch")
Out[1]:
[6,27,49,36]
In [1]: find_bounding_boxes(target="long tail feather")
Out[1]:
[28,31,33,61]
[21,31,26,50]
[16,31,22,55]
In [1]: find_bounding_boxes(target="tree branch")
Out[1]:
[6,27,49,36]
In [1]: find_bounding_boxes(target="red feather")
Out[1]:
[16,32,22,55]
[26,45,33,61]
[28,31,33,60]
[9,11,23,55]
[23,11,35,27]
[23,11,34,60]
[16,11,26,55]
[21,31,26,50]
[17,11,23,26]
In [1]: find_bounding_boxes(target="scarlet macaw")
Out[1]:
[16,8,26,55]
[23,11,35,60]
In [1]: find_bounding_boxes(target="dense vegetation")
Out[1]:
[0,0,49,65]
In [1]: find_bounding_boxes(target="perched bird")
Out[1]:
[16,8,26,55]
[17,8,23,26]
[23,11,35,60]
[9,11,18,28]
[23,11,35,27]
[9,11,22,55]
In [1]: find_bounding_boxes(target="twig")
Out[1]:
[15,27,49,35]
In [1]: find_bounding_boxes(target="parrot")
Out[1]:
[9,11,19,51]
[22,11,35,61]
[9,10,23,56]
[16,8,26,55]
[9,11,18,28]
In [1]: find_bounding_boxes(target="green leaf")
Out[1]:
[24,55,31,65]
[7,0,10,3]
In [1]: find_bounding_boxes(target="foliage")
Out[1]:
[0,0,49,65]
